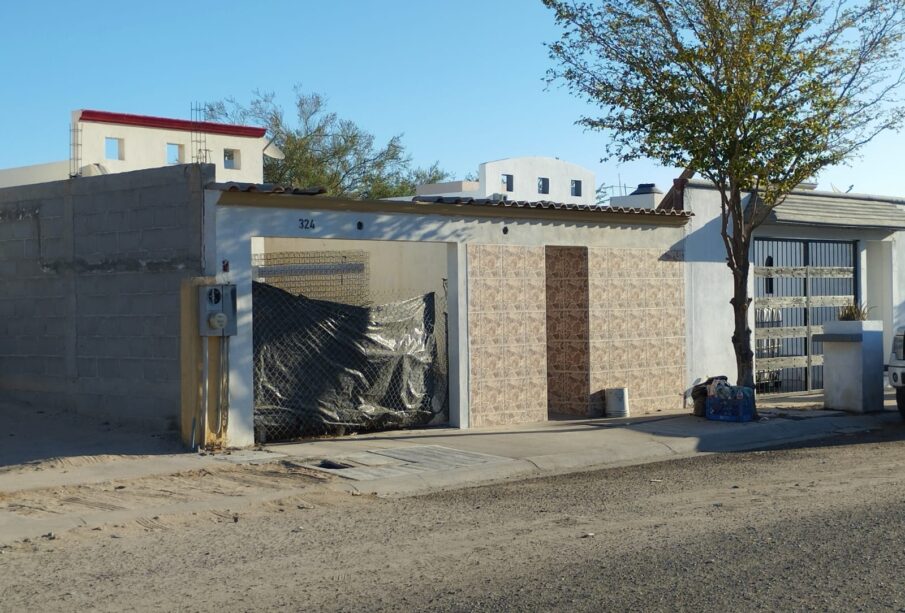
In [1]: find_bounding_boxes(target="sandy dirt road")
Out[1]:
[3,427,905,612]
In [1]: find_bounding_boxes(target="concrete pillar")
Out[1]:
[216,216,255,447]
[820,320,884,413]
[447,242,470,428]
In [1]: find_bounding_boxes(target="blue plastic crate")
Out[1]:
[705,387,756,422]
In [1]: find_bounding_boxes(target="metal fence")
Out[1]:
[753,238,856,394]
[253,250,370,305]
[251,250,449,443]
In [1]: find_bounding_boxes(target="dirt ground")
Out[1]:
[3,424,905,611]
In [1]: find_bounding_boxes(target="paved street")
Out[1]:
[4,424,905,612]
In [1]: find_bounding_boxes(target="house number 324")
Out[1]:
[298,218,316,230]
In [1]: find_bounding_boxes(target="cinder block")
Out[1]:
[125,208,156,231]
[0,260,16,278]
[42,357,67,378]
[152,206,184,229]
[32,298,66,318]
[76,335,108,357]
[76,358,97,378]
[139,183,190,209]
[0,239,24,259]
[0,298,16,318]
[41,237,68,260]
[144,359,179,382]
[12,219,36,240]
[41,317,68,337]
[73,212,102,235]
[115,231,143,255]
[96,357,145,380]
[15,259,43,277]
[22,239,41,260]
[74,232,118,259]
[140,227,189,253]
[37,198,64,217]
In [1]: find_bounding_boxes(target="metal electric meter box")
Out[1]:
[199,284,237,337]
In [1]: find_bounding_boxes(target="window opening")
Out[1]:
[105,137,124,161]
[166,143,185,165]
[224,148,241,170]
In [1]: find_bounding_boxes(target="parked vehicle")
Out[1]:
[887,326,905,418]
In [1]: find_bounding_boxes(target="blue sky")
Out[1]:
[1,0,902,197]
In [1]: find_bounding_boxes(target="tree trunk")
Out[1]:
[730,250,755,388]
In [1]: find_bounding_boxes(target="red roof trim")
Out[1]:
[77,110,267,138]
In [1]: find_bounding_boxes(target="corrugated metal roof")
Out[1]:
[758,191,905,229]
[207,183,693,220]
[208,182,327,195]
[685,179,905,229]
[410,195,692,217]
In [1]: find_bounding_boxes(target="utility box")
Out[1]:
[198,284,237,337]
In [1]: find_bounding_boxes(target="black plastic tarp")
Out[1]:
[252,281,444,442]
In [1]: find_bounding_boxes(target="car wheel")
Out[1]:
[897,387,905,420]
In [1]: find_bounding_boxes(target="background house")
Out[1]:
[0,110,267,188]
[414,156,596,205]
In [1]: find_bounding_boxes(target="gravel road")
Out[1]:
[4,427,905,612]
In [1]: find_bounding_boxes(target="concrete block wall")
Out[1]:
[467,245,547,427]
[0,164,211,430]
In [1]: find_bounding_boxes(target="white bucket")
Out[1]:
[605,387,630,418]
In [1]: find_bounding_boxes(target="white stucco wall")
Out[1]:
[477,157,595,205]
[683,186,741,384]
[0,161,72,188]
[212,193,685,446]
[77,116,265,184]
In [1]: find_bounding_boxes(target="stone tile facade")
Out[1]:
[545,247,591,416]
[587,248,685,415]
[467,244,547,427]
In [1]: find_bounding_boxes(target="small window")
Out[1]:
[570,179,582,197]
[166,143,185,165]
[501,173,514,192]
[765,255,774,295]
[537,177,550,195]
[224,148,241,170]
[105,137,124,161]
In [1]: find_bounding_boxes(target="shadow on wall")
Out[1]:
[0,400,184,467]
[668,212,727,264]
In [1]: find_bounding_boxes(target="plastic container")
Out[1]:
[705,387,756,422]
[605,387,630,418]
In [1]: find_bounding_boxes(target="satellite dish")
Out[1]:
[263,136,285,160]
[79,163,109,176]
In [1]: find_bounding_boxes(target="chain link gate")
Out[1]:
[251,250,449,443]
[753,238,857,394]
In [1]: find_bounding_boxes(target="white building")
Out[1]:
[415,156,596,205]
[0,110,267,188]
